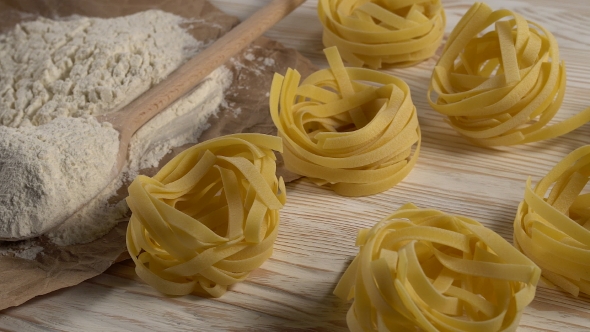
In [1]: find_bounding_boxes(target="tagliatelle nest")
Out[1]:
[514,145,590,297]
[318,0,445,68]
[270,47,420,197]
[427,2,590,146]
[126,134,286,297]
[335,203,541,332]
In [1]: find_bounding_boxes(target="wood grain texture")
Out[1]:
[2,0,590,331]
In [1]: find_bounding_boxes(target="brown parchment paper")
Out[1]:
[0,0,315,310]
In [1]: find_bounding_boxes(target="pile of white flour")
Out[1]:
[0,10,202,127]
[0,116,119,239]
[0,10,232,247]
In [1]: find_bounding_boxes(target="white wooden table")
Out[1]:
[2,0,590,330]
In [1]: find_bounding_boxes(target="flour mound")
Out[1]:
[0,117,119,239]
[0,10,202,127]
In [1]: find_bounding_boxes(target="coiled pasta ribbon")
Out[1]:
[335,203,541,332]
[318,0,446,68]
[270,47,420,197]
[126,134,286,297]
[514,145,590,297]
[428,2,590,146]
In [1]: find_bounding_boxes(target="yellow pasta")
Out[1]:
[318,0,446,69]
[428,2,590,147]
[270,47,420,197]
[125,133,286,297]
[335,203,541,332]
[514,145,590,297]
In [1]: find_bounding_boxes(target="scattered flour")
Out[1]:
[0,10,232,247]
[0,116,119,239]
[14,246,44,260]
[229,46,276,77]
[243,53,256,61]
[0,240,44,260]
[263,57,275,67]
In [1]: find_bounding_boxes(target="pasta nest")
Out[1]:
[428,2,590,147]
[126,134,286,297]
[270,47,420,197]
[318,0,446,68]
[335,203,541,332]
[514,145,590,297]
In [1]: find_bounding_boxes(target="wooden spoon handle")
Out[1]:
[101,0,306,138]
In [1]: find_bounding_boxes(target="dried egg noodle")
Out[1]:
[514,145,590,297]
[126,134,286,297]
[270,47,420,196]
[335,203,541,332]
[318,0,445,68]
[427,2,590,146]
